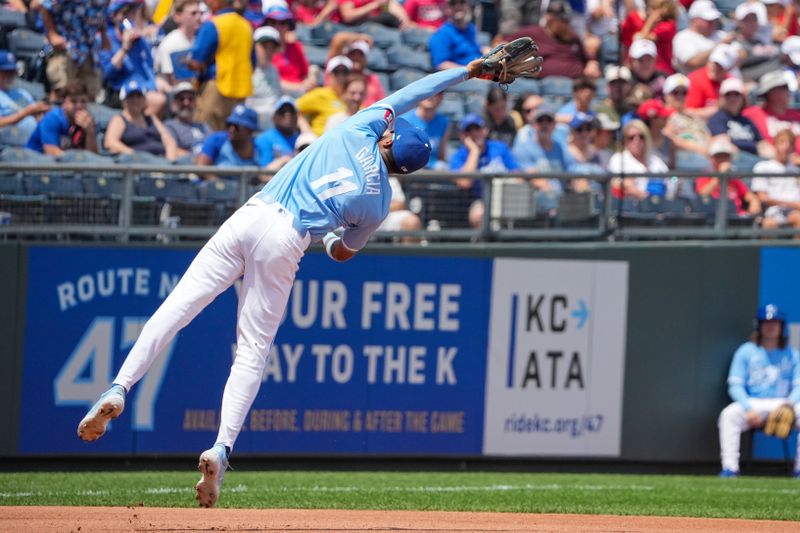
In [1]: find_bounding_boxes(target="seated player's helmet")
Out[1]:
[755,304,787,336]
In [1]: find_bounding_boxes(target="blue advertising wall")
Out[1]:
[19,246,491,455]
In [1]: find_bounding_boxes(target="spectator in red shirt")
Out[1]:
[337,0,413,28]
[503,0,601,79]
[685,44,735,120]
[764,0,798,44]
[628,39,667,97]
[696,137,762,216]
[324,32,386,106]
[620,0,677,75]
[264,6,318,93]
[404,0,448,29]
[293,0,339,26]
[743,70,800,152]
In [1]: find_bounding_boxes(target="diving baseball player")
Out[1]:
[718,304,800,477]
[76,52,542,507]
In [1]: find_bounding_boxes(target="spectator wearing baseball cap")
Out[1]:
[697,137,762,216]
[661,73,712,157]
[296,56,353,136]
[628,39,667,97]
[451,112,519,228]
[556,76,597,125]
[594,65,633,122]
[685,44,737,120]
[593,112,620,168]
[264,6,317,94]
[0,50,50,147]
[196,104,264,172]
[565,111,605,180]
[104,79,179,161]
[324,32,386,107]
[187,0,254,131]
[781,36,800,91]
[619,0,677,75]
[672,0,732,74]
[501,0,601,79]
[512,103,574,192]
[255,96,301,170]
[165,82,211,157]
[708,78,774,158]
[734,1,782,83]
[247,26,285,130]
[764,0,799,44]
[743,70,800,152]
[637,98,675,167]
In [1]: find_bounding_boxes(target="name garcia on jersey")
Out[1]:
[355,145,382,195]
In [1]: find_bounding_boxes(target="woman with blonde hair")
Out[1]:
[606,119,669,199]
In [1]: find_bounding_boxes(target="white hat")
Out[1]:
[708,137,738,156]
[344,39,370,56]
[734,1,767,23]
[758,70,790,94]
[720,77,745,95]
[663,73,690,94]
[171,81,195,95]
[709,45,736,70]
[688,0,721,21]
[604,64,632,82]
[325,55,354,74]
[596,112,620,131]
[254,26,281,44]
[629,39,657,59]
[782,35,800,65]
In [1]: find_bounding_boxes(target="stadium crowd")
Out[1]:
[3,0,800,231]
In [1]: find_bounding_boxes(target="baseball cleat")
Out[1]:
[77,385,126,442]
[195,444,229,508]
[719,469,739,478]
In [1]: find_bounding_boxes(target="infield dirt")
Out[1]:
[1,507,799,532]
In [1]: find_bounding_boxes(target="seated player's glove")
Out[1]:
[763,404,796,439]
[479,37,544,84]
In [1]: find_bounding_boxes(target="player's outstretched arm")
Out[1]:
[379,64,482,117]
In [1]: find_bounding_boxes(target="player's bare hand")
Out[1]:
[466,58,485,79]
[746,409,763,428]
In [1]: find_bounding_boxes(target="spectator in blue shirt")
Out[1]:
[429,0,485,70]
[196,104,264,178]
[402,92,450,169]
[0,50,50,147]
[450,113,519,227]
[164,82,211,158]
[512,103,574,194]
[254,96,300,171]
[100,0,165,115]
[26,80,98,157]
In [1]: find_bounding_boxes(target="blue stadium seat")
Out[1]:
[734,150,764,172]
[1,124,33,147]
[0,173,23,195]
[386,45,432,72]
[445,77,492,95]
[358,22,401,49]
[390,68,426,91]
[715,0,745,17]
[304,45,329,67]
[87,103,118,132]
[294,23,312,43]
[59,149,115,165]
[539,76,574,99]
[136,176,198,200]
[401,27,433,50]
[13,78,45,101]
[675,150,711,172]
[116,151,173,166]
[595,79,607,100]
[373,71,390,92]
[198,178,240,202]
[82,175,124,196]
[7,28,45,61]
[504,77,540,96]
[309,22,348,46]
[462,92,485,115]
[438,93,464,121]
[24,174,83,196]
[477,31,492,48]
[0,8,26,32]
[1,146,54,163]
[600,34,621,67]
[366,47,389,71]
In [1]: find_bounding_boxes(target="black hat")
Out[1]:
[547,0,573,19]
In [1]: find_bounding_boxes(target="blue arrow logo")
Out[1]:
[571,299,589,329]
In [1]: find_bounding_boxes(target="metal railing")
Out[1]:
[1,161,799,242]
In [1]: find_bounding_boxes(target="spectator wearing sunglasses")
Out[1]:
[708,77,775,158]
[607,119,669,199]
[165,82,211,157]
[512,103,574,194]
[637,98,674,168]
[662,72,711,156]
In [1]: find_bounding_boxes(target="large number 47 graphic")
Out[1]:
[54,316,177,432]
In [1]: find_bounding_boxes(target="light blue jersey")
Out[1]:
[727,341,800,410]
[256,67,469,250]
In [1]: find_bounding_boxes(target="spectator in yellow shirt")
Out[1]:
[296,55,352,136]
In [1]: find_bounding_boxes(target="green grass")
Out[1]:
[2,471,800,521]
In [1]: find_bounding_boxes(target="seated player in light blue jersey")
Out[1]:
[718,304,800,478]
[76,57,501,508]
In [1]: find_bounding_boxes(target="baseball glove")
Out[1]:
[479,37,544,84]
[763,404,796,439]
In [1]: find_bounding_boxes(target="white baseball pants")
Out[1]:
[718,398,800,472]
[114,198,310,450]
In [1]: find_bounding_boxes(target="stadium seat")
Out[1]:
[13,78,45,101]
[386,45,432,72]
[294,23,312,43]
[374,72,390,93]
[401,27,433,50]
[539,76,574,100]
[462,92,486,115]
[358,22,401,49]
[390,68,426,91]
[7,28,45,62]
[1,146,54,163]
[116,151,173,165]
[715,0,745,17]
[675,150,711,172]
[0,8,26,32]
[600,34,621,67]
[438,93,464,121]
[0,173,23,195]
[504,77,540,96]
[477,31,492,48]
[595,79,607,100]
[23,174,84,196]
[199,178,240,202]
[304,45,330,67]
[59,149,115,165]
[366,47,389,71]
[309,22,348,46]
[82,175,124,196]
[136,176,198,201]
[87,103,118,132]
[1,124,33,147]
[733,151,764,172]
[445,77,492,95]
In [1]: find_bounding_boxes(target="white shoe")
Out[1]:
[77,386,125,442]
[195,444,229,508]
